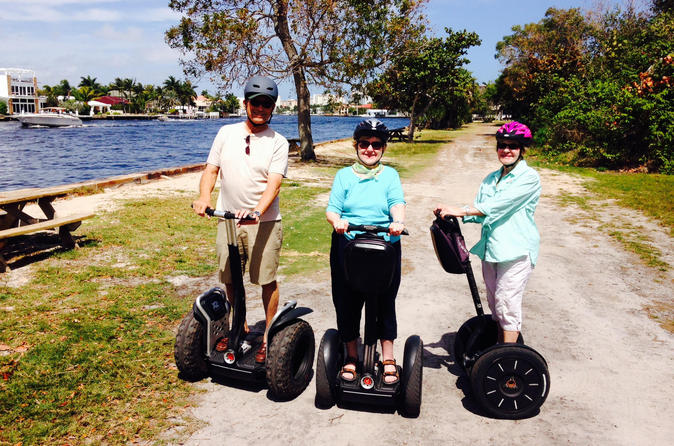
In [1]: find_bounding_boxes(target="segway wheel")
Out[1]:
[400,335,423,417]
[470,345,550,419]
[266,319,315,400]
[174,311,208,381]
[315,329,341,408]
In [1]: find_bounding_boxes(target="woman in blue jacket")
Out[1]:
[326,119,406,385]
[435,121,541,344]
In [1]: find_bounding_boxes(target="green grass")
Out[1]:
[385,129,454,177]
[527,159,674,237]
[0,196,212,445]
[279,183,332,276]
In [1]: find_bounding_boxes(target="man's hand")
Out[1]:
[192,198,211,216]
[235,209,260,226]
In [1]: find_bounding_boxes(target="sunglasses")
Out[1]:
[250,98,275,109]
[497,143,522,151]
[245,134,250,155]
[357,140,385,150]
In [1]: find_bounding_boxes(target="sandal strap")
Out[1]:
[383,370,399,377]
[382,359,397,366]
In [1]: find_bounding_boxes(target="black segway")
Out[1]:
[174,208,315,400]
[315,224,423,417]
[430,215,549,419]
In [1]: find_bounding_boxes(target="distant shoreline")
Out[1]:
[1,113,409,122]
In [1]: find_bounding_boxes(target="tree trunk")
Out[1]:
[272,0,316,161]
[407,94,419,142]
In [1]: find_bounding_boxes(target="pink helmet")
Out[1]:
[496,121,533,146]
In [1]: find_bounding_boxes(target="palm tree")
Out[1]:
[79,75,101,91]
[73,86,98,103]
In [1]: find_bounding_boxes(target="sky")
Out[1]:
[1,0,643,100]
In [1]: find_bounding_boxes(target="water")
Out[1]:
[0,115,409,191]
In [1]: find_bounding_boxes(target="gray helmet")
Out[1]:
[354,118,388,143]
[244,76,278,102]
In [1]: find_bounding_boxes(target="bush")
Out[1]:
[0,101,7,115]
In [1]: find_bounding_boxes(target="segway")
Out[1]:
[174,208,315,400]
[315,224,423,417]
[430,215,549,419]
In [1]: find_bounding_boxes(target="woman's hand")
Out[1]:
[434,204,464,218]
[333,218,349,234]
[389,221,405,236]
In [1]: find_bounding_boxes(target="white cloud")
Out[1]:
[1,3,178,23]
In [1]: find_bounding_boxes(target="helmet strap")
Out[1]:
[246,108,272,128]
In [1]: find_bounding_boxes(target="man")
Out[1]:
[192,75,289,363]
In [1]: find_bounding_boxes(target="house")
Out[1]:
[87,96,129,114]
[0,68,39,114]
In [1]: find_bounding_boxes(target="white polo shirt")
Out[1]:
[206,121,289,222]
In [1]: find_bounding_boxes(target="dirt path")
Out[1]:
[156,123,674,445]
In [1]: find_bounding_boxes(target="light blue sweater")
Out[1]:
[326,165,406,242]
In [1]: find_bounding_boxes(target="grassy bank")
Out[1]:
[0,129,454,445]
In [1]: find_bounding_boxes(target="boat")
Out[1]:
[17,107,83,127]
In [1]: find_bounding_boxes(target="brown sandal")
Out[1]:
[340,357,358,382]
[382,359,399,385]
[255,343,267,363]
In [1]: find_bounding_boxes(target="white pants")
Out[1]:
[481,255,533,332]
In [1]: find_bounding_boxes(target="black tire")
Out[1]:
[401,336,423,417]
[174,311,208,381]
[315,329,341,408]
[266,319,315,400]
[470,345,550,419]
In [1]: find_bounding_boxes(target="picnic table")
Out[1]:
[287,138,301,153]
[388,127,409,142]
[0,185,94,272]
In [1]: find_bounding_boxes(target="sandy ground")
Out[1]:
[5,123,673,445]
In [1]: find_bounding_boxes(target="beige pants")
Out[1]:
[216,220,283,286]
[482,255,533,332]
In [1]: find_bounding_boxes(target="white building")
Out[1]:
[0,68,39,114]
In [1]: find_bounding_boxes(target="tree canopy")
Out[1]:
[367,28,480,139]
[166,0,427,160]
[494,3,674,173]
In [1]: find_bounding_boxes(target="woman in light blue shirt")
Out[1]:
[326,119,406,385]
[435,122,540,344]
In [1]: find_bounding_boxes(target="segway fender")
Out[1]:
[191,287,230,358]
[401,335,423,388]
[320,329,342,390]
[267,301,313,343]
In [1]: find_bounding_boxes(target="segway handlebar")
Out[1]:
[346,224,409,236]
[202,207,256,221]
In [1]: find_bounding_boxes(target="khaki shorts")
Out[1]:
[216,220,283,286]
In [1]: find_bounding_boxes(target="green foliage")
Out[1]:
[0,100,7,115]
[166,0,428,160]
[367,28,481,135]
[495,6,674,173]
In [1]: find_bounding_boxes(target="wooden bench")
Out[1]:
[0,212,94,273]
[0,186,97,272]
